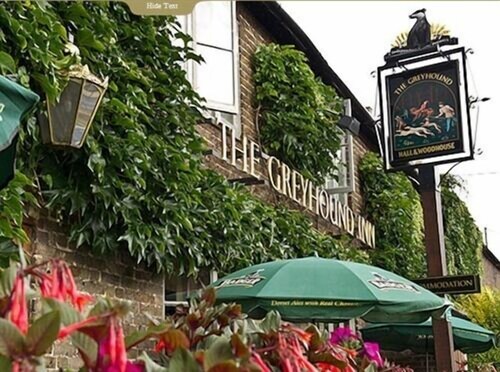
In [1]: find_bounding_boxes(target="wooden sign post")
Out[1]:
[420,165,456,372]
[377,20,474,371]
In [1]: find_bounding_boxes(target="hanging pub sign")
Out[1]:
[378,48,473,170]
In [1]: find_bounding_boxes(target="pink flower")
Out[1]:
[250,351,272,372]
[58,315,102,340]
[363,342,384,367]
[315,362,342,371]
[329,327,358,345]
[8,274,28,334]
[95,318,144,372]
[37,260,93,311]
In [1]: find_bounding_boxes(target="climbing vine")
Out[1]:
[359,152,426,278]
[254,43,344,185]
[360,152,482,278]
[0,2,366,274]
[441,175,482,275]
[0,172,37,266]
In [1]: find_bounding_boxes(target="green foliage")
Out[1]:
[254,43,344,184]
[190,177,370,273]
[457,287,500,371]
[359,152,426,278]
[0,172,37,267]
[359,153,483,281]
[0,2,363,275]
[440,175,482,275]
[133,288,393,371]
[0,172,35,245]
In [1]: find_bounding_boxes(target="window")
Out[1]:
[317,319,357,334]
[164,270,218,316]
[178,2,240,133]
[325,100,356,203]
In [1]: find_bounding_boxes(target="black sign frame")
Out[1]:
[378,47,473,171]
[413,274,480,295]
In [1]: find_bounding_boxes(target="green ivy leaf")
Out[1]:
[0,263,17,298]
[138,352,168,372]
[0,355,12,370]
[26,310,61,356]
[0,239,19,268]
[203,336,233,370]
[260,310,281,332]
[125,323,170,350]
[0,51,16,73]
[0,318,26,357]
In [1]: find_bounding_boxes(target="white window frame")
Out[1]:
[325,99,356,196]
[164,270,218,314]
[180,2,241,132]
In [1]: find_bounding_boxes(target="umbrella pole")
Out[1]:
[425,335,429,372]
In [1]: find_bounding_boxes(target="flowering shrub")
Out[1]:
[0,260,413,371]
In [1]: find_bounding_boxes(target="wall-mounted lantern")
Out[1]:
[40,65,108,148]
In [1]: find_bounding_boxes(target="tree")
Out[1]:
[457,287,500,371]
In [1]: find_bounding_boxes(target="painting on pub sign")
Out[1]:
[387,60,465,165]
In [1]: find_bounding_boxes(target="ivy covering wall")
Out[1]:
[359,152,482,278]
[254,44,344,185]
[0,2,368,274]
[0,2,482,279]
[441,175,483,275]
[359,152,426,278]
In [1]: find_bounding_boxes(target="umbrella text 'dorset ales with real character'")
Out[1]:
[0,75,39,190]
[212,257,449,323]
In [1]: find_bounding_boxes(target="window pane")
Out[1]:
[196,45,234,107]
[194,1,232,50]
[176,15,186,33]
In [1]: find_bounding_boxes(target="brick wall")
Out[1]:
[26,211,163,370]
[482,250,500,289]
[350,135,371,216]
[24,4,377,369]
[197,4,373,245]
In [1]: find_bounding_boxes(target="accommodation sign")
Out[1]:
[217,122,376,249]
[413,274,480,295]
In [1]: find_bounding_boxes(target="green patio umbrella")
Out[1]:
[361,316,496,354]
[0,75,39,190]
[212,257,448,323]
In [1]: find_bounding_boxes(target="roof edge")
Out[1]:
[483,245,500,270]
[241,1,377,148]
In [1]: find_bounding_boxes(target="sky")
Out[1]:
[280,1,500,259]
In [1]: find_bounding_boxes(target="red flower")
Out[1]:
[329,327,358,345]
[97,318,144,372]
[362,342,384,368]
[37,260,93,310]
[57,315,101,339]
[154,329,190,354]
[12,362,20,372]
[275,331,316,372]
[315,362,342,372]
[8,274,28,334]
[250,351,272,372]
